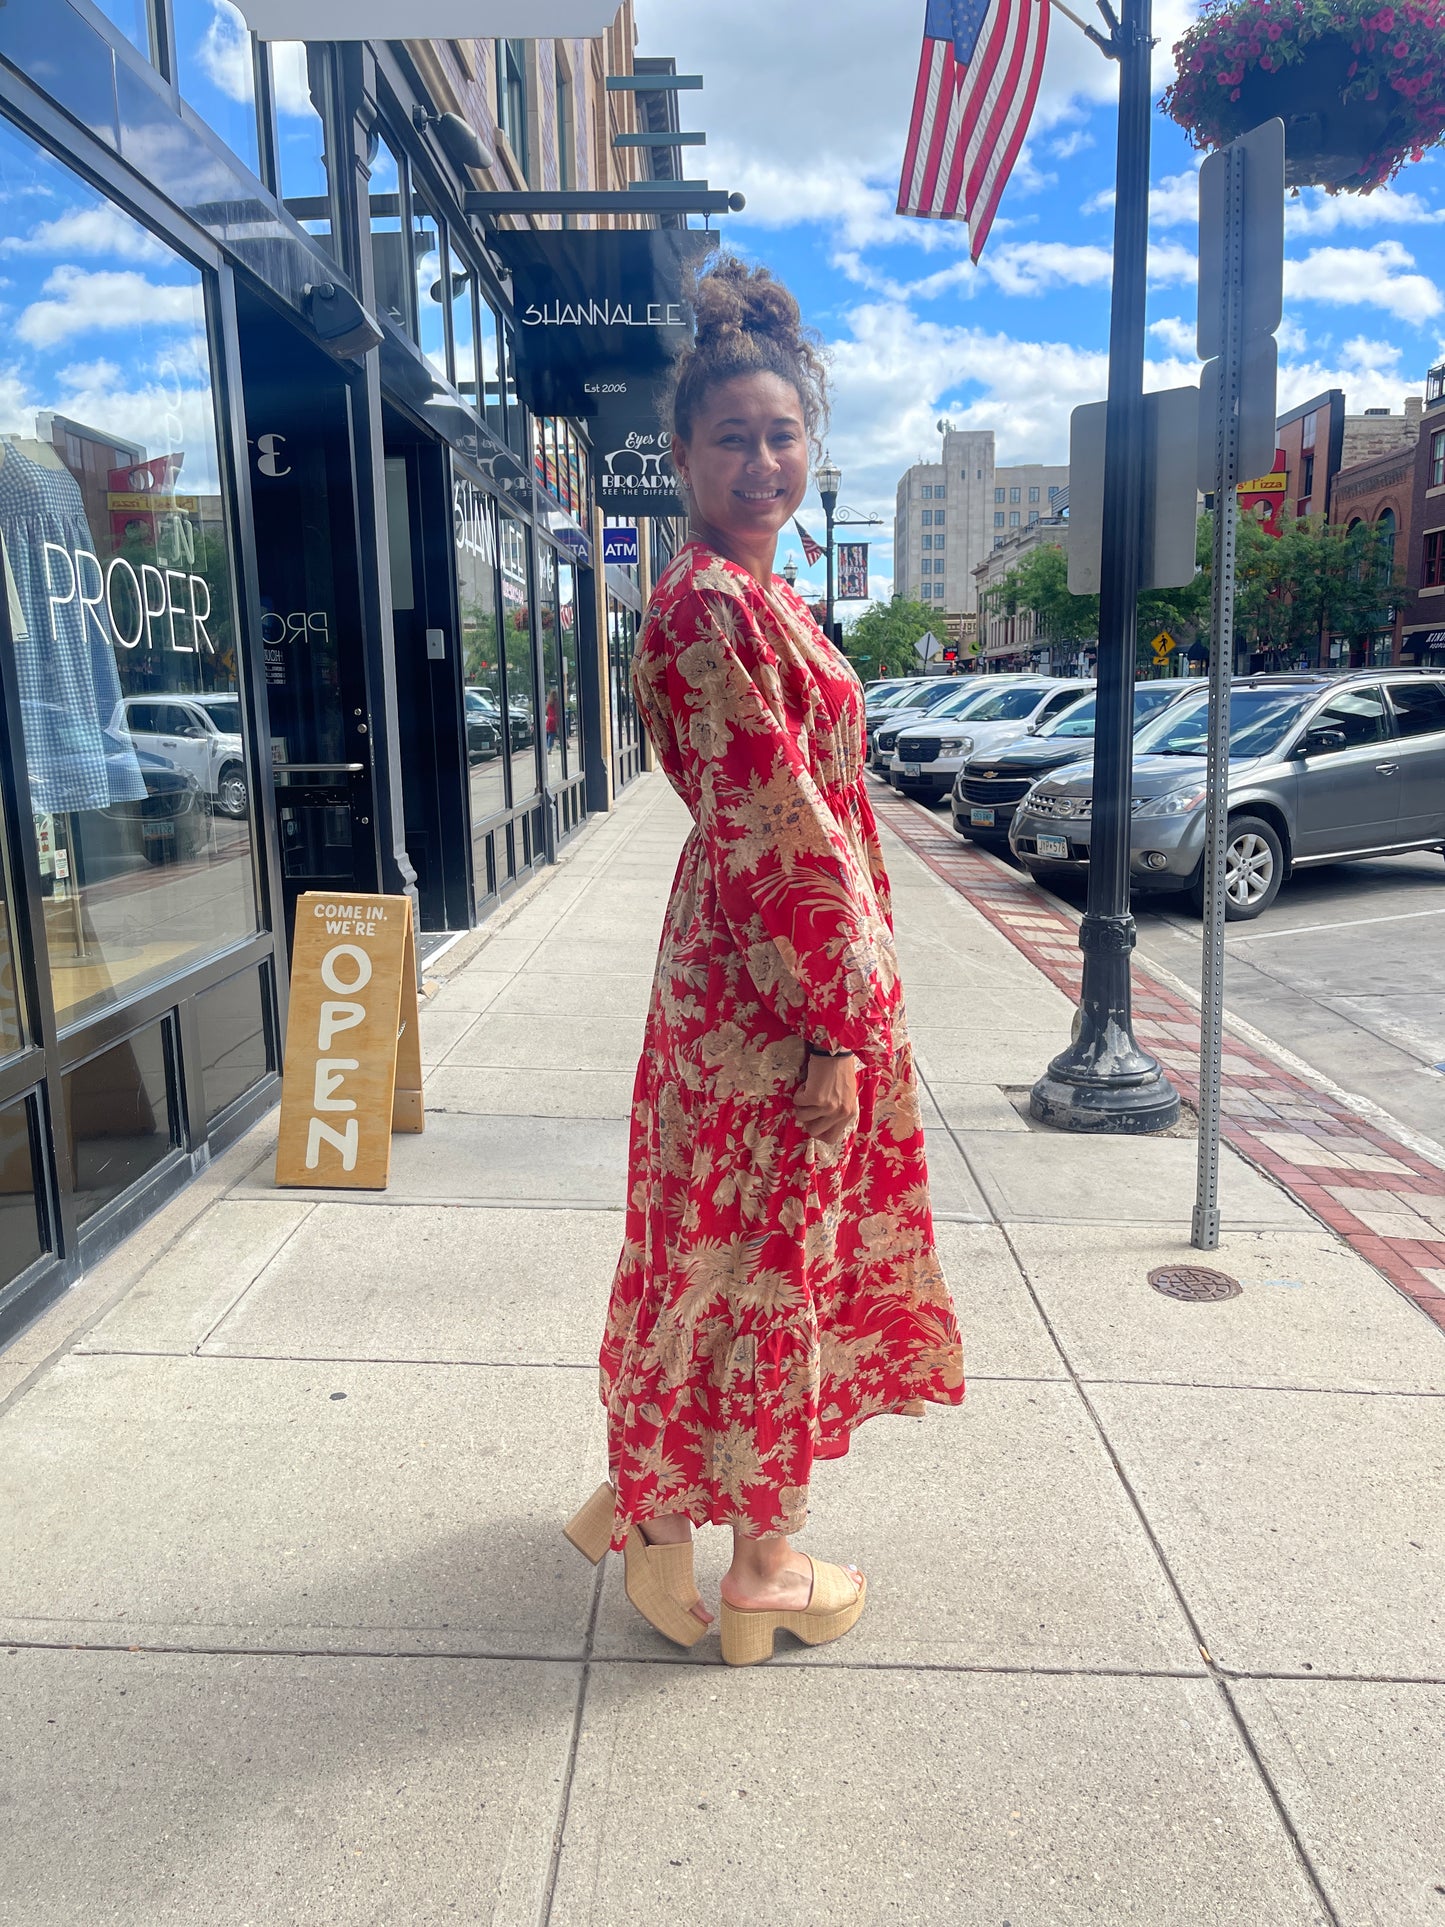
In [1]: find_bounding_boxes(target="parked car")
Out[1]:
[891,677,1094,800]
[109,693,248,818]
[869,676,1029,775]
[1008,669,1445,920]
[952,679,1196,842]
[864,676,943,727]
[463,688,502,762]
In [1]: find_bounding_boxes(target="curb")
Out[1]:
[873,784,1445,1335]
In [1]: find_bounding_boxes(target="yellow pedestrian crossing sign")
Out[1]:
[1150,630,1176,664]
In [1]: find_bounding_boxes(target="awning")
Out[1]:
[233,0,622,38]
[1402,625,1445,647]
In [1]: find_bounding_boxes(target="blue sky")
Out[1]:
[635,0,1445,604]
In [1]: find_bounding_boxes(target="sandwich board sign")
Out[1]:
[275,894,423,1189]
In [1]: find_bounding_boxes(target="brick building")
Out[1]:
[1328,441,1417,666]
[1400,362,1445,669]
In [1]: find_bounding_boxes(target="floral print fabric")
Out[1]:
[600,542,965,1547]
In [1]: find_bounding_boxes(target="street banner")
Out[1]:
[837,543,869,601]
[1238,452,1288,537]
[275,895,423,1190]
[235,0,618,35]
[490,230,716,418]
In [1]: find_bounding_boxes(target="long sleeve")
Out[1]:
[633,574,896,1061]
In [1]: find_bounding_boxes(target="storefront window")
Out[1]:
[172,0,262,179]
[412,199,445,376]
[539,545,563,787]
[0,123,258,1031]
[454,472,505,829]
[0,834,24,1061]
[450,243,476,402]
[369,134,408,333]
[92,0,152,56]
[559,561,580,775]
[502,327,523,456]
[0,1099,45,1286]
[271,41,336,260]
[478,299,503,440]
[500,514,539,805]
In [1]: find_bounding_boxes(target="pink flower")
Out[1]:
[1231,84,1242,95]
[1396,37,1411,52]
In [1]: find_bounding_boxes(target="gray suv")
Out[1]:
[1008,670,1445,920]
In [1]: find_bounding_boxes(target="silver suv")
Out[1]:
[1008,670,1445,920]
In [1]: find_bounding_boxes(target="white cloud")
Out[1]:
[1149,315,1199,357]
[1052,129,1094,160]
[1087,163,1202,229]
[984,240,1113,295]
[1276,334,1411,417]
[0,202,167,262]
[51,364,222,493]
[56,358,123,391]
[16,267,203,347]
[190,0,256,106]
[0,370,33,436]
[1286,185,1445,236]
[269,39,322,119]
[1283,242,1442,324]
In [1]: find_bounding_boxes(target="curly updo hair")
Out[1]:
[667,257,829,454]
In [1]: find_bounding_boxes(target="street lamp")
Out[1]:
[781,554,799,587]
[815,456,841,638]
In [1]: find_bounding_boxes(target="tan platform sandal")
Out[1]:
[719,1558,866,1667]
[564,1481,708,1651]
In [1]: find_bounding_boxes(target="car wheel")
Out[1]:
[216,763,248,819]
[1187,815,1283,921]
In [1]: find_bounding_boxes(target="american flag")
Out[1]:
[793,519,826,566]
[897,0,1050,262]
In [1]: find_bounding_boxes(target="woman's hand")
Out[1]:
[793,1052,859,1145]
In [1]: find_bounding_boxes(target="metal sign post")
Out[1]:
[1192,120,1284,1249]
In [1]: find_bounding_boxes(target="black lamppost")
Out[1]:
[781,555,799,587]
[1029,0,1180,1135]
[815,456,841,637]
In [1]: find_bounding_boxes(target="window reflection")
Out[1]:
[369,135,408,332]
[455,472,506,832]
[0,1099,44,1286]
[0,123,258,1031]
[272,41,336,259]
[539,544,563,788]
[92,0,151,56]
[478,299,504,440]
[559,561,581,774]
[500,516,539,806]
[173,0,261,178]
[412,200,445,375]
[450,244,476,402]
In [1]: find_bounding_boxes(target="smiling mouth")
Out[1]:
[735,487,784,502]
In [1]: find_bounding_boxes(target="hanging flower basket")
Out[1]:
[1162,0,1445,192]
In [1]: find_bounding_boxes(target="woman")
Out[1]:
[566,260,965,1666]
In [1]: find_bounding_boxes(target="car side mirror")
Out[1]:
[1299,726,1347,757]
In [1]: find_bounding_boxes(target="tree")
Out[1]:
[842,597,940,678]
[1197,511,1401,664]
[987,536,1207,670]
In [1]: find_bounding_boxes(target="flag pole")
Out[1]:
[1029,0,1182,1134]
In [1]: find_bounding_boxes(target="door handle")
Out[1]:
[1376,762,1400,775]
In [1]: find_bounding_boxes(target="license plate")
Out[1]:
[1037,834,1070,860]
[902,762,921,777]
[970,806,995,827]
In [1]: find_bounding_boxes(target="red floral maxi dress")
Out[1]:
[599,541,965,1547]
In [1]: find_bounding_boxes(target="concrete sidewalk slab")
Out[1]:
[594,1379,1200,1673]
[1008,1223,1445,1392]
[933,1221,1065,1379]
[486,971,656,1018]
[2,1648,578,1927]
[0,1352,604,1655]
[913,1027,1077,1086]
[77,1199,313,1355]
[925,1079,1031,1133]
[1088,1381,1445,1678]
[1231,1679,1445,1925]
[921,1129,990,1221]
[444,1013,645,1073]
[200,1203,618,1367]
[238,1111,630,1209]
[424,1065,637,1119]
[966,1129,1315,1230]
[552,1667,1327,1926]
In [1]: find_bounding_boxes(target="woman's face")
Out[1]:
[672,372,810,548]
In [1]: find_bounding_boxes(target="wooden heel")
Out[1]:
[720,1601,779,1666]
[563,1482,615,1565]
[720,1560,866,1668]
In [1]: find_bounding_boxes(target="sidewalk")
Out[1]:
[3,773,1443,1927]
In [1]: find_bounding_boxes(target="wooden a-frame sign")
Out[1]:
[275,893,424,1189]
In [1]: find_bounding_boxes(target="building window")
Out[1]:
[994,512,1004,528]
[173,0,262,178]
[994,487,1005,504]
[369,132,409,331]
[934,486,945,501]
[271,42,338,260]
[555,53,575,189]
[1009,486,1021,503]
[1431,429,1445,488]
[921,484,932,499]
[1424,529,1445,588]
[1010,511,1021,526]
[922,534,932,550]
[920,558,931,575]
[93,0,153,55]
[1029,486,1040,503]
[497,39,530,181]
[1302,408,1317,451]
[412,197,445,372]
[1029,510,1039,523]
[921,508,932,526]
[934,534,944,551]
[0,119,258,1031]
[1376,506,1397,584]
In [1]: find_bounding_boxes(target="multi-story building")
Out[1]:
[1399,362,1445,669]
[0,0,722,1334]
[892,428,1066,615]
[970,508,1084,672]
[1327,432,1419,667]
[1341,398,1424,469]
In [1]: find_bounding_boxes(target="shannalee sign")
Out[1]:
[493,230,715,418]
[234,0,617,34]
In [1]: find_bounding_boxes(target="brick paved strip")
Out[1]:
[873,785,1445,1334]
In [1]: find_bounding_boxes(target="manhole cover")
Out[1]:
[1148,1265,1242,1303]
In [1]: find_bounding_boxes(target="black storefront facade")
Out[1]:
[0,5,628,1339]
